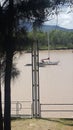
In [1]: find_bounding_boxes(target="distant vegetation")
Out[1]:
[28,30,73,50]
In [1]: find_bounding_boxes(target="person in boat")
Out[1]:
[41,57,50,63]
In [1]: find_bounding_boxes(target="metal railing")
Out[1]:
[2,101,32,118]
[40,103,73,118]
[2,102,73,118]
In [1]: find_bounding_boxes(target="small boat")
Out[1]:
[40,58,59,65]
[42,60,59,65]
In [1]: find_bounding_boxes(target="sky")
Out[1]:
[44,4,73,29]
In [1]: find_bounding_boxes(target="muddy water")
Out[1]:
[39,50,73,118]
[2,50,73,118]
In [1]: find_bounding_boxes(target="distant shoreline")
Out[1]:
[26,48,73,53]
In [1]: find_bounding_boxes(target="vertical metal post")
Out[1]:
[32,40,40,118]
[16,101,19,117]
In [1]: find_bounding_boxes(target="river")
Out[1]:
[2,50,73,118]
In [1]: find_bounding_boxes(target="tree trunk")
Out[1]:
[4,51,13,130]
[0,86,3,130]
[0,60,3,130]
[4,0,14,129]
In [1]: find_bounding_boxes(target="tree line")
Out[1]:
[28,30,73,50]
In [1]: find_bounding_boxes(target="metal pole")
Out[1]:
[32,36,40,118]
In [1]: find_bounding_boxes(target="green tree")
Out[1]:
[49,30,73,49]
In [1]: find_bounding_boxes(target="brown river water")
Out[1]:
[2,50,73,118]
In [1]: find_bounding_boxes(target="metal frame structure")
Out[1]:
[31,40,40,118]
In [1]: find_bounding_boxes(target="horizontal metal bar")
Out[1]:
[41,110,73,112]
[2,101,32,103]
[12,101,32,103]
[41,104,73,105]
[11,114,32,117]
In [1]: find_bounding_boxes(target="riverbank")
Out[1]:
[11,118,73,130]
